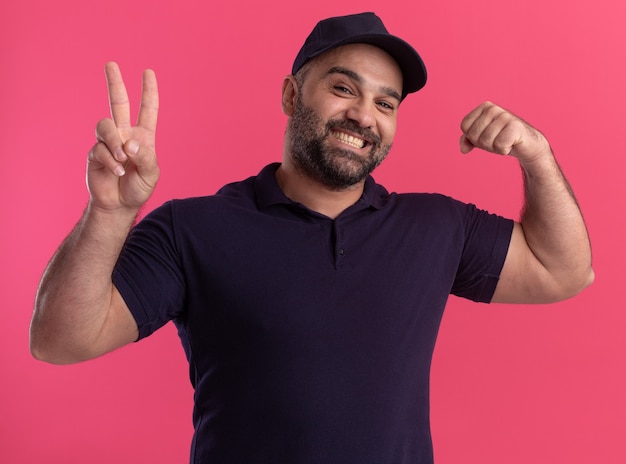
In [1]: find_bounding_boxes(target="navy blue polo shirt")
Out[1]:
[113,163,513,464]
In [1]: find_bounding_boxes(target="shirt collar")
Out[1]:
[254,163,389,213]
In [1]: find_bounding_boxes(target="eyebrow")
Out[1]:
[325,66,402,102]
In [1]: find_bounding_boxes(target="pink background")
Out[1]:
[2,0,624,462]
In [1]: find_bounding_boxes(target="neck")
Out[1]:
[275,160,365,219]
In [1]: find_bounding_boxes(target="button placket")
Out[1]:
[333,219,347,267]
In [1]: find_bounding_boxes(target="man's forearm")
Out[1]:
[30,204,138,363]
[518,150,594,297]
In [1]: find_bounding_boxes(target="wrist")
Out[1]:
[517,142,556,173]
[83,202,140,237]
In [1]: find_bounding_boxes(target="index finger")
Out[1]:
[104,62,131,129]
[136,68,159,133]
[460,101,495,134]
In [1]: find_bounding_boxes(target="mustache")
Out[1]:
[325,119,381,147]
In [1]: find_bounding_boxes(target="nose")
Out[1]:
[345,98,376,129]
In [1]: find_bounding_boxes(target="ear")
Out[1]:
[281,75,298,116]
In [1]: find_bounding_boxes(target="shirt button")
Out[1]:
[338,248,345,255]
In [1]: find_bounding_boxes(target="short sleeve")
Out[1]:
[451,203,514,302]
[112,201,186,340]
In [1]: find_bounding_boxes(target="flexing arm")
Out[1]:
[460,101,594,304]
[30,63,160,364]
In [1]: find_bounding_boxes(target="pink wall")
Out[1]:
[2,0,624,462]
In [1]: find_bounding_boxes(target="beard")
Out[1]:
[287,98,392,190]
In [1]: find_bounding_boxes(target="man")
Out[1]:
[31,12,593,464]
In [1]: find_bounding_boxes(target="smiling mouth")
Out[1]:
[331,130,368,149]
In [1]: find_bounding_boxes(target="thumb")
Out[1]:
[459,135,475,154]
[124,139,160,185]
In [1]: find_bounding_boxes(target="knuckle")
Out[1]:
[95,119,118,143]
[89,142,112,162]
[484,104,503,119]
[493,139,510,153]
[478,132,492,147]
[509,119,525,132]
[95,118,112,134]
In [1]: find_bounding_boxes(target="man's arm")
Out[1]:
[30,63,160,364]
[459,101,594,304]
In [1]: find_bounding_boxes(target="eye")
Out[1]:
[377,100,395,111]
[334,85,354,95]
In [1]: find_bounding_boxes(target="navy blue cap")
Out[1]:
[292,12,427,99]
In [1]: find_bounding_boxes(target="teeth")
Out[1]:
[332,131,365,148]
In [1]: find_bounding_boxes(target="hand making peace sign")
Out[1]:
[87,62,160,212]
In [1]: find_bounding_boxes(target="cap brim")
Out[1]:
[307,33,427,97]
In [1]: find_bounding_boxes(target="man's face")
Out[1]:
[287,44,403,190]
